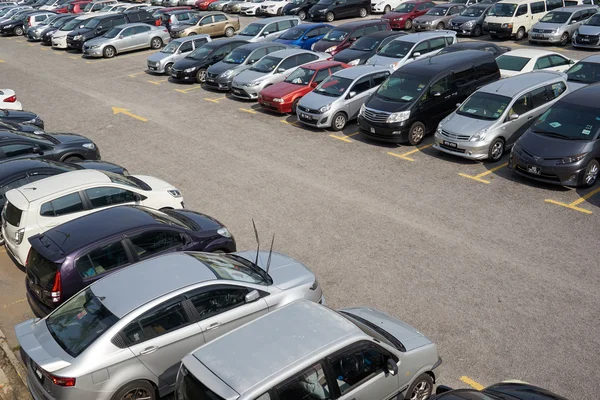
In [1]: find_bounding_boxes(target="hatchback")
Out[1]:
[282,0,319,19]
[169,11,239,38]
[311,19,390,55]
[572,11,600,47]
[83,23,170,58]
[16,250,324,400]
[235,16,300,42]
[39,13,73,43]
[0,109,43,128]
[333,31,406,66]
[308,0,371,21]
[565,54,600,91]
[414,3,464,30]
[381,0,435,30]
[25,12,60,39]
[147,34,211,74]
[272,22,332,49]
[448,3,491,36]
[531,6,596,46]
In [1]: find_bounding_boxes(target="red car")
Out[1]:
[381,0,436,30]
[195,0,218,10]
[258,60,349,114]
[56,0,90,13]
[152,6,191,26]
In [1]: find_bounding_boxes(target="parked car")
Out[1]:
[239,0,264,14]
[414,3,464,30]
[25,12,60,39]
[434,71,568,162]
[161,8,198,28]
[359,50,500,145]
[448,3,491,36]
[496,49,575,78]
[273,22,331,50]
[0,89,22,111]
[256,0,290,15]
[333,31,406,66]
[565,54,600,90]
[483,0,565,40]
[169,11,239,38]
[509,82,600,188]
[530,6,596,46]
[39,13,73,44]
[82,0,117,12]
[381,0,436,30]
[225,0,253,13]
[0,109,43,128]
[55,0,88,13]
[235,16,300,42]
[572,10,600,47]
[366,31,457,70]
[0,119,42,135]
[16,249,324,400]
[83,23,170,58]
[195,0,218,9]
[282,0,318,19]
[432,382,568,400]
[151,6,191,26]
[0,8,37,35]
[231,49,328,100]
[51,13,97,49]
[311,19,390,55]
[147,34,211,74]
[171,38,248,82]
[437,40,510,57]
[0,6,32,23]
[207,0,232,10]
[177,300,441,400]
[2,169,184,266]
[258,60,349,113]
[297,65,391,130]
[205,42,288,90]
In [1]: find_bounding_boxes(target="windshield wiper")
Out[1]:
[225,254,272,283]
[315,90,338,97]
[533,129,569,139]
[376,93,396,101]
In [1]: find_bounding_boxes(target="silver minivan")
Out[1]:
[176,300,442,400]
[147,34,211,74]
[236,15,300,42]
[433,71,570,162]
[529,6,597,46]
[297,65,391,131]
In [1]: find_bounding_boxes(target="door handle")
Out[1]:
[527,115,533,120]
[205,322,221,331]
[140,346,158,355]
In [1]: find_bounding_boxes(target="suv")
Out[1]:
[177,300,441,400]
[308,0,372,21]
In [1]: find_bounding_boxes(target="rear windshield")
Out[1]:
[27,248,59,289]
[46,288,118,358]
[4,202,22,227]
[176,364,226,400]
[496,55,529,71]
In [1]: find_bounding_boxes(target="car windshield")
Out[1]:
[375,74,427,102]
[250,55,282,72]
[314,75,352,97]
[114,5,126,11]
[532,103,600,140]
[279,26,304,40]
[189,253,270,284]
[161,40,180,53]
[350,35,382,51]
[104,26,120,38]
[46,288,119,358]
[496,55,529,71]
[318,0,334,4]
[540,11,570,23]
[377,39,412,58]
[487,2,516,16]
[61,18,83,30]
[100,5,112,11]
[338,311,401,351]
[322,28,349,42]
[393,2,415,12]
[460,6,484,16]
[285,66,316,84]
[101,170,143,189]
[83,17,101,28]
[187,46,212,60]
[451,0,467,3]
[426,6,447,16]
[567,61,600,84]
[83,2,93,11]
[54,17,73,27]
[290,0,303,3]
[238,22,264,36]
[586,14,600,26]
[223,47,250,64]
[456,92,511,120]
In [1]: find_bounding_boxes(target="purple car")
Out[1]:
[25,205,236,317]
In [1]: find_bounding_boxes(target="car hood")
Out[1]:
[208,60,242,75]
[68,26,91,36]
[0,109,38,120]
[484,383,568,400]
[261,81,307,98]
[300,91,339,110]
[49,132,91,144]
[533,21,563,30]
[441,113,495,137]
[341,307,432,351]
[173,56,206,69]
[364,93,413,113]
[518,130,591,158]
[450,15,478,24]
[366,54,403,67]
[41,27,58,36]
[131,174,176,190]
[333,48,370,63]
[382,11,409,19]
[233,69,270,85]
[577,25,600,35]
[234,250,315,290]
[85,36,109,46]
[415,14,443,22]
[312,39,339,52]
[147,51,172,63]
[15,318,72,373]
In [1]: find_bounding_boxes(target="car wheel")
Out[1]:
[111,380,156,400]
[331,112,347,131]
[150,37,163,49]
[407,122,426,146]
[326,11,334,21]
[14,26,23,36]
[277,7,282,15]
[0,230,4,246]
[515,26,525,41]
[298,10,306,20]
[582,159,599,188]
[103,45,116,58]
[225,26,235,36]
[164,62,174,75]
[472,25,482,37]
[559,32,569,46]
[359,7,367,17]
[407,373,433,400]
[188,31,197,36]
[487,138,504,162]
[436,22,444,30]
[63,155,83,163]
[291,98,299,114]
[404,18,412,30]
[383,4,391,13]
[196,68,207,83]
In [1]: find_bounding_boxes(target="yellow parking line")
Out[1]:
[2,298,26,309]
[0,60,4,63]
[174,86,202,94]
[330,132,359,143]
[129,71,145,78]
[86,50,155,64]
[69,56,79,60]
[16,39,24,43]
[458,162,508,184]
[148,78,169,85]
[544,186,600,215]
[280,120,303,127]
[40,47,49,51]
[28,43,35,46]
[388,143,433,162]
[460,376,484,391]
[204,96,226,103]
[240,108,257,114]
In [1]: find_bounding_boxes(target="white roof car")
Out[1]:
[496,49,576,78]
[0,89,22,111]
[2,169,184,266]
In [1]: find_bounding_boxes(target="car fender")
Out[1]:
[59,151,85,162]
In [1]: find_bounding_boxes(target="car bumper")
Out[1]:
[147,62,166,73]
[387,20,406,29]
[414,24,434,31]
[573,36,600,47]
[433,133,490,160]
[66,38,84,50]
[297,109,332,128]
[529,32,562,43]
[51,37,67,48]
[258,98,290,113]
[205,75,232,90]
[0,26,17,35]
[357,116,410,143]
[309,12,328,20]
[3,236,25,266]
[27,30,42,40]
[231,85,260,99]
[171,69,197,81]
[509,150,588,187]
[449,25,474,35]
[483,25,512,37]
[240,8,257,14]
[26,288,52,318]
[82,47,103,57]
[371,4,386,12]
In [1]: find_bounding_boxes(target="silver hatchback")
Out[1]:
[83,22,170,58]
[529,6,597,46]
[16,251,324,400]
[147,34,211,74]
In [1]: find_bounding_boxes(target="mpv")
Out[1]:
[358,50,500,145]
[16,250,324,400]
[434,71,568,162]
[147,35,211,75]
[530,5,596,46]
[572,11,600,47]
[235,16,300,42]
[26,205,236,316]
[308,0,371,21]
[311,19,390,55]
[282,0,319,20]
[177,300,442,400]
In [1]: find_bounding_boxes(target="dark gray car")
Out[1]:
[414,3,464,31]
[447,3,491,36]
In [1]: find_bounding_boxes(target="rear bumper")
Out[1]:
[26,289,52,318]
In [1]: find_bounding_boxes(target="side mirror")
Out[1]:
[118,34,123,39]
[432,91,441,97]
[180,233,192,245]
[455,102,461,107]
[133,193,142,202]
[348,90,357,98]
[412,51,421,58]
[245,290,260,303]
[277,67,285,73]
[509,113,519,121]
[386,359,398,376]
[435,386,453,395]
[248,58,257,64]
[31,146,43,154]
[569,59,574,64]
[261,31,269,36]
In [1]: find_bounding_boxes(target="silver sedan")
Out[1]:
[82,22,170,58]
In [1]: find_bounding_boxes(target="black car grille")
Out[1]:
[207,72,219,79]
[440,129,470,141]
[298,105,319,114]
[451,21,462,27]
[486,22,502,29]
[362,107,390,123]
[532,28,554,33]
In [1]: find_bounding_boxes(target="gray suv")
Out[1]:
[147,35,211,75]
[177,300,442,400]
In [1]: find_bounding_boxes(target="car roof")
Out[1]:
[334,64,389,79]
[479,71,564,97]
[363,30,404,39]
[559,81,600,108]
[169,8,195,14]
[293,22,331,29]
[496,0,531,4]
[91,252,217,318]
[579,54,600,63]
[332,18,386,30]
[302,59,346,70]
[0,158,71,178]
[394,30,455,43]
[115,22,153,28]
[554,5,596,11]
[467,2,491,7]
[446,41,492,49]
[398,50,494,76]
[267,48,313,57]
[204,37,247,47]
[189,300,362,395]
[256,15,299,22]
[499,48,559,58]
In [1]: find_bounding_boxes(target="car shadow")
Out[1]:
[5,249,25,273]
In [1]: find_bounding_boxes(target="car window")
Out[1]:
[445,36,454,45]
[571,10,583,22]
[113,15,126,25]
[192,38,207,48]
[127,300,190,342]
[127,13,140,22]
[413,40,429,55]
[371,71,389,86]
[546,0,562,9]
[276,363,330,400]
[305,27,321,38]
[534,56,552,69]
[331,345,389,396]
[547,81,566,99]
[429,76,450,94]
[297,52,318,64]
[515,4,527,15]
[549,54,569,66]
[180,40,193,52]
[509,93,530,116]
[364,25,378,35]
[329,65,345,74]
[0,176,31,199]
[263,22,277,34]
[40,192,85,217]
[277,19,292,31]
[318,26,330,35]
[76,241,130,278]
[128,230,185,260]
[530,0,545,13]
[279,55,299,70]
[214,14,226,22]
[187,287,249,320]
[121,26,135,36]
[529,86,549,109]
[314,69,330,84]
[449,5,462,13]
[85,186,136,208]
[199,15,213,25]
[349,27,363,39]
[134,25,151,34]
[1,143,35,158]
[351,76,371,94]
[428,37,446,51]
[213,44,231,57]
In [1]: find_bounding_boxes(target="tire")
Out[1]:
[188,32,197,36]
[14,26,23,36]
[487,138,504,162]
[225,26,235,37]
[407,122,426,146]
[383,4,391,13]
[298,10,306,20]
[150,37,162,49]
[359,7,367,17]
[159,207,174,212]
[406,373,433,400]
[164,62,174,75]
[63,156,83,163]
[326,11,334,21]
[331,112,347,131]
[291,98,299,114]
[404,18,412,30]
[103,46,116,58]
[582,159,599,188]
[196,68,207,83]
[515,26,525,41]
[111,380,156,400]
[277,7,282,15]
[436,22,444,30]
[472,25,482,37]
[559,32,569,46]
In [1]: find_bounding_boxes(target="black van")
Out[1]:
[358,49,500,145]
[283,0,320,20]
[308,0,372,22]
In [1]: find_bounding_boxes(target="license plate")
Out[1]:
[443,140,457,148]
[489,30,496,33]
[370,127,375,133]
[527,165,541,175]
[35,368,43,380]
[149,66,157,70]
[532,34,544,38]
[301,113,313,120]
[34,287,41,298]
[580,38,590,42]
[232,88,241,94]
[207,78,214,82]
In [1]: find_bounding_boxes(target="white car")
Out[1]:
[0,89,22,111]
[258,0,289,15]
[2,169,184,266]
[51,13,100,49]
[371,0,402,13]
[240,1,263,15]
[496,49,576,78]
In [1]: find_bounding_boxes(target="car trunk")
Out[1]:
[26,242,65,310]
[2,195,27,247]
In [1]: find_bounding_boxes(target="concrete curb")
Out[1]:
[0,328,27,388]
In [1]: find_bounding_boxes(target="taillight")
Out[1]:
[3,95,16,103]
[47,372,75,387]
[163,29,168,32]
[50,271,61,303]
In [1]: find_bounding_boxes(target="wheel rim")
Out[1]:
[474,26,481,36]
[197,69,206,82]
[585,162,599,185]
[16,27,22,35]
[226,27,233,36]
[299,10,305,19]
[165,64,173,74]
[560,33,568,45]
[152,39,160,48]
[106,47,114,57]
[360,8,366,16]
[121,388,152,400]
[334,115,345,129]
[491,141,503,160]
[411,125,424,143]
[517,28,524,39]
[405,19,412,29]
[410,380,431,400]
[437,23,443,29]
[326,12,333,21]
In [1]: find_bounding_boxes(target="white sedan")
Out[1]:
[496,49,576,78]
[0,89,22,111]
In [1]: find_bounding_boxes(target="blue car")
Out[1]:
[273,22,333,50]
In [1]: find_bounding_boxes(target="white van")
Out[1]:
[483,0,565,40]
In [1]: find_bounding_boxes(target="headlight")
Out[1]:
[325,45,337,53]
[463,20,474,27]
[501,23,513,29]
[15,228,24,245]
[359,103,365,116]
[319,104,331,113]
[73,34,82,40]
[290,6,298,11]
[24,118,37,124]
[245,80,262,87]
[436,125,442,135]
[82,143,96,149]
[348,58,360,66]
[424,21,431,25]
[272,98,284,103]
[556,153,588,165]
[220,69,235,78]
[394,16,404,21]
[469,128,488,142]
[217,227,232,238]
[386,110,410,123]
[318,8,326,12]
[309,278,319,291]
[90,45,100,49]
[184,67,196,73]
[573,29,579,36]
[168,189,182,197]
[311,43,316,50]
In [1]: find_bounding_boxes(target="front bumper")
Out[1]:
[147,61,166,74]
[296,107,332,128]
[386,19,406,29]
[0,25,18,35]
[509,149,588,187]
[66,37,84,50]
[240,8,257,14]
[371,3,386,12]
[433,132,490,160]
[27,28,43,40]
[82,46,103,57]
[449,24,475,35]
[529,31,562,43]
[413,23,434,31]
[309,12,328,20]
[483,25,512,37]
[258,97,290,113]
[51,36,67,48]
[573,34,600,48]
[171,68,197,81]
[357,115,410,143]
[205,73,232,90]
[230,84,262,99]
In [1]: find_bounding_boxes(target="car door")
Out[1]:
[420,74,454,128]
[260,21,278,41]
[275,362,332,400]
[427,36,447,56]
[513,3,528,32]
[548,54,573,72]
[198,14,214,34]
[131,24,152,49]
[409,39,430,62]
[328,341,400,400]
[212,13,228,35]
[116,26,136,51]
[124,229,189,262]
[74,238,134,287]
[533,55,553,72]
[37,191,88,231]
[503,91,534,142]
[345,75,373,119]
[529,0,545,29]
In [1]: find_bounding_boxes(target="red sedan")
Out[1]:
[258,60,349,114]
[381,0,436,30]
[195,0,219,10]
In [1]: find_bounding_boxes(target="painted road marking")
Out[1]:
[460,376,484,390]
[388,144,433,162]
[28,44,35,46]
[330,132,359,143]
[204,96,226,103]
[40,47,49,51]
[240,108,257,114]
[129,71,145,78]
[148,78,169,85]
[458,163,508,184]
[280,120,301,127]
[545,187,600,215]
[175,86,202,94]
[69,56,79,60]
[0,60,4,63]
[111,106,148,122]
[16,40,24,43]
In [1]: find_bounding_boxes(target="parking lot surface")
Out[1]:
[1,15,600,399]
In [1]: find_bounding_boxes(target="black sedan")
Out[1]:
[0,130,100,163]
[333,31,407,66]
[432,382,567,400]
[0,109,44,129]
[0,9,39,36]
[437,41,511,58]
[509,83,600,188]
